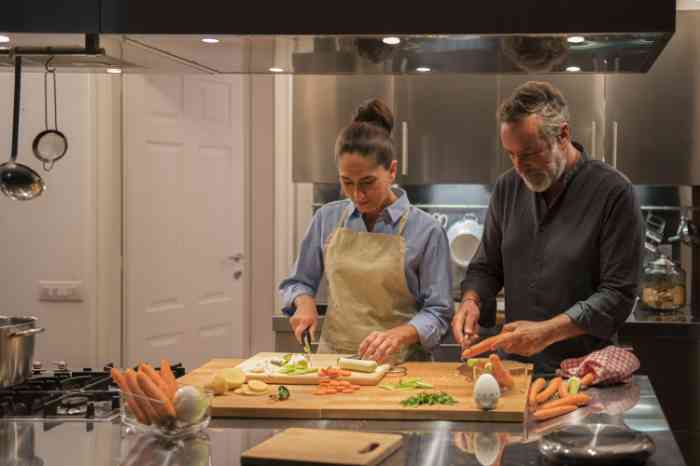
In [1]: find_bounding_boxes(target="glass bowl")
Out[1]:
[120,385,212,440]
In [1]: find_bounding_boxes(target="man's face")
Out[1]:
[500,115,567,192]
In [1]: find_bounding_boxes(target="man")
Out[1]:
[452,81,643,373]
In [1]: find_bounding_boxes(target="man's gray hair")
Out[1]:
[498,81,570,143]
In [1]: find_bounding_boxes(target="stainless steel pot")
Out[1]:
[0,316,45,387]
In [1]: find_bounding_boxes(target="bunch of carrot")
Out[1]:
[528,373,595,421]
[110,359,180,427]
[313,379,362,395]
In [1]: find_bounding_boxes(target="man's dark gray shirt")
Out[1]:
[462,143,643,372]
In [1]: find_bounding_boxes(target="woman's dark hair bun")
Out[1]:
[353,98,394,134]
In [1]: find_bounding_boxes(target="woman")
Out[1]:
[279,98,452,364]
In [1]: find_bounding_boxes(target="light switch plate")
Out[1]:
[38,281,84,302]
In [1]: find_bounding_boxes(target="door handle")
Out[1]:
[233,271,243,280]
[226,254,244,264]
[611,121,619,169]
[401,121,408,176]
[590,120,597,160]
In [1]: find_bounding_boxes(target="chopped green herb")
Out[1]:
[400,391,458,407]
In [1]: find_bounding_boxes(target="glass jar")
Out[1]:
[640,255,686,311]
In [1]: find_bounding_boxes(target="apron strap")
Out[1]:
[397,207,411,236]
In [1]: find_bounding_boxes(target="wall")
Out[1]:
[0,72,105,368]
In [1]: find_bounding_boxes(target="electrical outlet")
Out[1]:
[38,281,84,302]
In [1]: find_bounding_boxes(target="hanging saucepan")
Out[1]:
[32,58,68,172]
[0,54,46,201]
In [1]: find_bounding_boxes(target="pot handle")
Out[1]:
[10,327,45,338]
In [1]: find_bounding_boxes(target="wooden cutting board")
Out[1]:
[178,358,533,422]
[240,428,403,466]
[235,352,391,386]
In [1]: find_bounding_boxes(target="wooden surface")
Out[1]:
[240,428,403,466]
[235,352,391,386]
[178,358,533,422]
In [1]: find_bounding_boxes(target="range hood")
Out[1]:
[1,0,676,74]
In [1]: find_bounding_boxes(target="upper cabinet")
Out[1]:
[292,75,395,183]
[604,11,700,185]
[394,75,500,184]
[497,75,606,170]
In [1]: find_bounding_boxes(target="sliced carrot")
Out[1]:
[489,354,515,389]
[338,381,351,387]
[533,404,578,421]
[581,372,595,387]
[536,377,562,404]
[529,378,546,407]
[341,389,354,393]
[329,380,341,386]
[540,393,591,411]
[325,389,337,394]
[338,370,352,377]
[558,379,570,399]
[461,333,510,359]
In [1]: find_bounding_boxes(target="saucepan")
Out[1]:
[0,316,45,387]
[447,214,484,268]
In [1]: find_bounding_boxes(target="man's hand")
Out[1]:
[288,295,318,344]
[495,320,555,357]
[358,325,419,364]
[452,299,481,348]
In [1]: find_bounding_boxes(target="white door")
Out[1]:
[124,74,248,371]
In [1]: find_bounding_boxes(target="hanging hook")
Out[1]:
[44,56,56,73]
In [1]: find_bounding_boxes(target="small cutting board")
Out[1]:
[236,352,391,386]
[241,428,403,466]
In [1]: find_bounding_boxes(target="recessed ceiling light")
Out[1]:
[0,35,9,44]
[382,37,401,45]
[566,66,582,72]
[201,37,220,44]
[567,36,586,44]
[269,67,284,73]
[416,66,431,73]
[106,67,123,74]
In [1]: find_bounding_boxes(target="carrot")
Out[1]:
[325,389,337,394]
[533,404,578,421]
[559,379,570,399]
[489,354,515,389]
[338,370,352,377]
[125,369,157,425]
[581,372,595,387]
[341,389,354,393]
[139,363,172,401]
[528,378,546,407]
[540,393,592,411]
[136,371,176,422]
[112,368,148,425]
[160,359,178,398]
[536,377,562,404]
[461,333,511,359]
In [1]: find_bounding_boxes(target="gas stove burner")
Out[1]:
[56,396,89,416]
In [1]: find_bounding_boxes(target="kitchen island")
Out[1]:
[0,376,686,465]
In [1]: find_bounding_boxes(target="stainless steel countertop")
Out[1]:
[0,376,686,466]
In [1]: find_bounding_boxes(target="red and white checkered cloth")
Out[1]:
[557,345,640,385]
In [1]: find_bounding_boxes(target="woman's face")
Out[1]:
[338,153,397,215]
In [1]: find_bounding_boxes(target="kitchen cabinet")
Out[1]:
[394,75,501,184]
[292,75,395,183]
[497,74,606,172]
[604,11,700,185]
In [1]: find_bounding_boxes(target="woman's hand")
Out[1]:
[288,295,319,344]
[358,325,418,363]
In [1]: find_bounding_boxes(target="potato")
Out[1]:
[234,384,269,396]
[248,380,269,393]
[221,368,246,389]
[205,374,228,396]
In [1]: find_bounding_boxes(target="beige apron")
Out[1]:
[318,204,423,364]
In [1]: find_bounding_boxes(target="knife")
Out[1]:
[302,328,312,365]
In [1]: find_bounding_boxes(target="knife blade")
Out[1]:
[302,328,312,364]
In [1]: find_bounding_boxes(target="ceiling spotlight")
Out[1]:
[269,67,285,73]
[567,36,586,44]
[566,66,582,72]
[382,37,401,45]
[106,67,123,74]
[0,35,9,44]
[201,37,220,44]
[416,67,431,73]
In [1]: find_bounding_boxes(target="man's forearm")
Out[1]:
[543,314,586,346]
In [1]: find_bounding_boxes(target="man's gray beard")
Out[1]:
[522,151,567,192]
